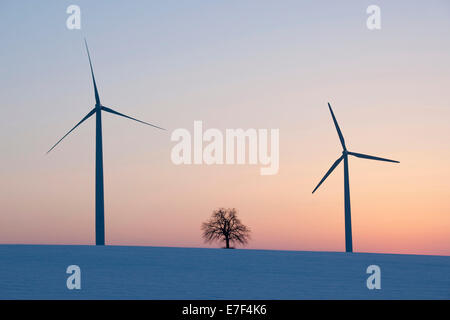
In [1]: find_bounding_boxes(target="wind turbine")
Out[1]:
[47,40,165,245]
[312,103,399,253]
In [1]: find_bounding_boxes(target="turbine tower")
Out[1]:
[47,40,165,245]
[312,103,399,253]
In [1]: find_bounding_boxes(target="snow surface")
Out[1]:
[0,245,448,299]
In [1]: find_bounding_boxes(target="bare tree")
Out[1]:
[202,208,251,249]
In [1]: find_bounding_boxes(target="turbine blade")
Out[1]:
[101,106,166,130]
[328,103,346,150]
[84,39,101,105]
[348,152,399,163]
[312,155,344,193]
[47,108,96,154]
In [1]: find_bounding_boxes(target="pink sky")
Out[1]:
[0,1,449,255]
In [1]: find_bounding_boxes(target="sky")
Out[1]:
[0,0,449,255]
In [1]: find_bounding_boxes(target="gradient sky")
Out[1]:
[0,1,449,255]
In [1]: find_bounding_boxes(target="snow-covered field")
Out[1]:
[0,245,448,299]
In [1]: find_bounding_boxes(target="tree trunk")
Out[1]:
[225,237,230,249]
